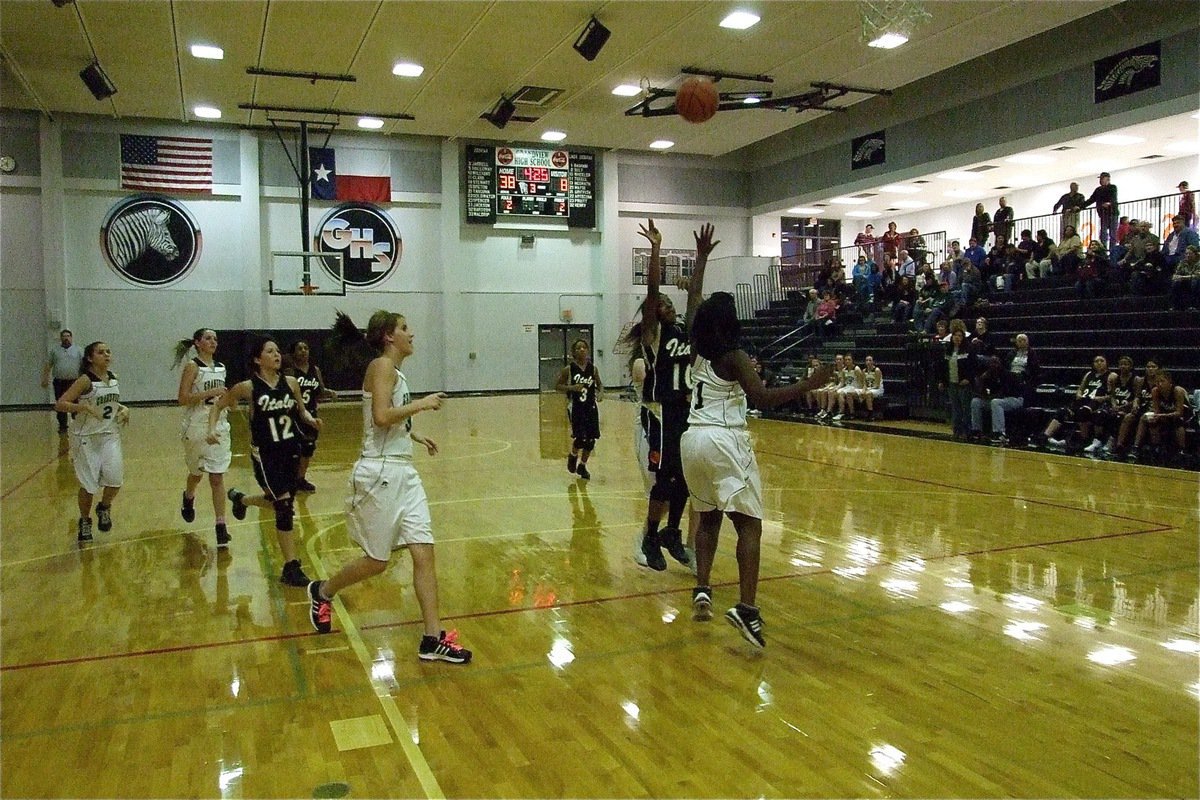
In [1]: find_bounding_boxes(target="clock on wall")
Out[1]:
[0,156,15,173]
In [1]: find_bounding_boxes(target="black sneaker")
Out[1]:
[308,581,332,633]
[227,489,247,520]
[660,527,691,566]
[215,523,231,548]
[77,517,93,542]
[96,504,112,532]
[639,531,667,571]
[576,463,590,480]
[725,603,766,648]
[692,586,714,621]
[566,453,578,474]
[296,479,317,493]
[280,559,310,587]
[181,492,196,523]
[418,630,472,663]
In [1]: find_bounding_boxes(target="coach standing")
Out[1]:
[41,328,83,432]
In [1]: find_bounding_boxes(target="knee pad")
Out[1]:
[649,476,674,503]
[273,497,294,532]
[574,438,596,453]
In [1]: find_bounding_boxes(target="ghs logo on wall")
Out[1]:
[313,203,403,289]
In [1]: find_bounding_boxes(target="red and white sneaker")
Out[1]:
[418,629,472,663]
[307,581,332,634]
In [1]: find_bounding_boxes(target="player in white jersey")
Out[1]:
[681,293,832,648]
[833,353,865,421]
[174,328,232,547]
[56,341,130,542]
[306,311,471,664]
[852,355,885,419]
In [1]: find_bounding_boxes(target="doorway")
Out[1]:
[537,324,593,391]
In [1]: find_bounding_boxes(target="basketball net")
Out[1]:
[300,284,320,296]
[611,319,638,355]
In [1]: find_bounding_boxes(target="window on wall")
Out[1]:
[632,248,696,285]
[780,217,840,268]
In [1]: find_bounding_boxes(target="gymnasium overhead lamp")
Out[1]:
[859,0,930,49]
[573,16,611,61]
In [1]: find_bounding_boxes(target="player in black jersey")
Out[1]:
[629,218,719,571]
[556,338,603,480]
[209,336,321,587]
[285,340,335,493]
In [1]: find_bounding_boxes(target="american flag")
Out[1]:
[120,134,213,193]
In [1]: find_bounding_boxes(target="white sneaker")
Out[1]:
[1083,439,1103,454]
[632,532,648,567]
[832,413,844,421]
[1047,437,1066,450]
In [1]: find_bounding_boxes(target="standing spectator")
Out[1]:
[971,204,992,248]
[1168,245,1200,311]
[993,197,1015,245]
[1081,172,1119,252]
[1162,215,1200,272]
[851,256,872,306]
[1179,180,1195,229]
[1054,225,1084,275]
[1053,182,1086,238]
[1027,230,1055,279]
[939,329,975,440]
[906,228,928,267]
[880,222,903,263]
[854,224,878,263]
[42,329,83,433]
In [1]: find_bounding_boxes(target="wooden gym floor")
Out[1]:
[1,395,1196,798]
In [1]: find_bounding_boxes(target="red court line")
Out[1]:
[1,448,68,502]
[1,521,1179,674]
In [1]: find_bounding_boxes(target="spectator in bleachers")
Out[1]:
[815,291,839,336]
[881,222,902,264]
[937,259,958,291]
[983,237,1008,291]
[1075,241,1108,299]
[907,228,928,268]
[969,355,1024,446]
[1162,215,1200,273]
[1026,230,1055,279]
[851,256,872,302]
[930,318,951,344]
[993,197,1015,245]
[964,237,986,271]
[1120,358,1160,460]
[814,354,846,421]
[1041,355,1113,452]
[939,328,975,440]
[865,262,884,312]
[971,317,996,358]
[1099,355,1138,457]
[1168,245,1200,311]
[1015,228,1035,265]
[1053,181,1085,239]
[803,354,824,415]
[1081,172,1119,252]
[1118,219,1164,295]
[878,255,898,309]
[916,279,951,333]
[854,224,879,263]
[971,205,992,249]
[1113,216,1133,263]
[853,355,885,420]
[948,239,964,264]
[1054,225,1084,275]
[814,264,832,296]
[959,258,984,309]
[1000,241,1025,292]
[1179,180,1195,229]
[897,249,916,280]
[1128,370,1193,464]
[892,276,916,325]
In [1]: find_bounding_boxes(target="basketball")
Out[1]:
[675,78,719,123]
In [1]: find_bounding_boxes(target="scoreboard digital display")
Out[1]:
[465,144,595,228]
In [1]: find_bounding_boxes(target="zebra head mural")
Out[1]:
[100,195,202,286]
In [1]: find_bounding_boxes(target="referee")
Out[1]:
[41,328,83,432]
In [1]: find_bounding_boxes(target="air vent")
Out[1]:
[1051,146,1076,151]
[912,179,931,184]
[1140,154,1164,160]
[512,86,564,106]
[966,164,999,172]
[852,192,877,198]
[885,208,900,212]
[993,186,1011,190]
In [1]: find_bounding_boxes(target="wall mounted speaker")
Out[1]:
[573,17,611,62]
[79,62,116,100]
[486,96,516,129]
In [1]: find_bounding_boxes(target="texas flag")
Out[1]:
[309,147,391,203]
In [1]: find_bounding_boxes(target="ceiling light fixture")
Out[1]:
[541,130,567,142]
[878,184,921,194]
[193,105,222,119]
[845,210,881,218]
[1088,134,1145,145]
[1165,141,1200,153]
[787,207,824,214]
[889,200,929,209]
[612,84,642,97]
[357,117,385,129]
[830,197,870,205]
[860,1,930,49]
[1004,153,1056,165]
[938,171,977,181]
[649,140,674,150]
[392,62,424,77]
[720,11,760,30]
[190,44,224,60]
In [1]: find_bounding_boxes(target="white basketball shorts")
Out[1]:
[344,457,434,560]
[72,431,124,495]
[680,425,763,519]
[182,418,231,476]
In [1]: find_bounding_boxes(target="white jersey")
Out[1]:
[72,372,121,437]
[688,356,748,429]
[360,368,413,459]
[841,366,862,389]
[183,357,228,430]
[862,367,883,391]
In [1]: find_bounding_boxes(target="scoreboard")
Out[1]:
[465,144,596,228]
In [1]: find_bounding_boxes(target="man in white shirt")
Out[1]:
[41,328,83,432]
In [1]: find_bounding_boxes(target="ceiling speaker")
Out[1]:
[79,62,116,100]
[573,17,611,62]
[486,96,516,129]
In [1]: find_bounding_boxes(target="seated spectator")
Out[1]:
[814,265,833,296]
[916,279,951,333]
[897,249,917,280]
[984,237,1008,289]
[963,237,987,271]
[1128,370,1193,464]
[959,259,984,308]
[853,355,885,420]
[970,356,1023,445]
[971,317,996,358]
[929,317,951,344]
[1118,219,1164,294]
[906,229,928,268]
[1015,228,1036,269]
[865,262,883,312]
[803,354,825,414]
[1054,225,1084,274]
[1168,245,1200,311]
[1162,214,1200,271]
[937,259,958,291]
[1000,242,1025,292]
[892,276,916,324]
[1026,230,1055,279]
[851,256,873,303]
[1113,215,1133,263]
[1099,355,1138,458]
[947,239,964,263]
[815,291,839,336]
[1076,241,1108,299]
[799,288,820,331]
[1040,355,1113,452]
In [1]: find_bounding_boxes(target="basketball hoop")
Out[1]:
[300,284,320,295]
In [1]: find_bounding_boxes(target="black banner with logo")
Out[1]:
[851,130,886,171]
[1094,41,1160,104]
